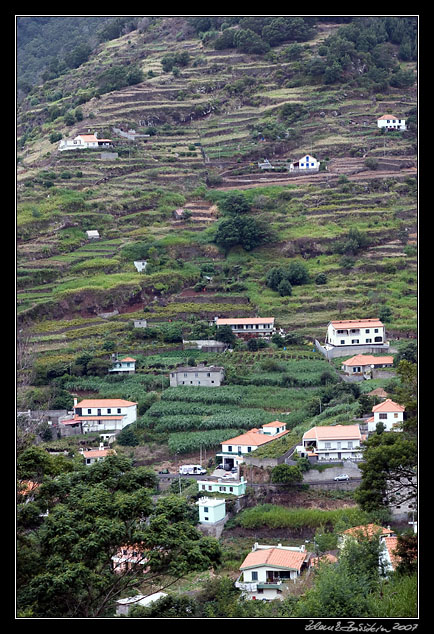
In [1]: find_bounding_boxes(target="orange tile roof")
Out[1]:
[330,319,384,329]
[84,449,114,458]
[372,398,405,413]
[216,317,274,325]
[75,399,137,408]
[18,481,40,496]
[303,425,361,441]
[241,547,308,571]
[378,114,400,120]
[223,428,289,447]
[262,420,286,427]
[120,357,136,362]
[384,536,400,570]
[343,524,394,538]
[343,355,393,366]
[77,134,98,142]
[310,553,338,567]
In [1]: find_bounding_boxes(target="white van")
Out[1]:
[179,465,207,475]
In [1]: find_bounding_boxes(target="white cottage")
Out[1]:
[108,356,136,374]
[80,444,115,465]
[289,154,320,171]
[377,115,407,131]
[217,422,289,470]
[366,398,405,433]
[235,543,310,601]
[214,317,275,339]
[58,133,113,151]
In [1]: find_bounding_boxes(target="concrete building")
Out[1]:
[169,364,224,387]
[197,497,226,524]
[197,476,247,497]
[213,317,275,339]
[326,319,386,348]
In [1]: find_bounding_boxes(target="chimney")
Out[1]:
[73,398,78,407]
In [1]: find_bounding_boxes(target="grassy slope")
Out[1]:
[17,18,417,408]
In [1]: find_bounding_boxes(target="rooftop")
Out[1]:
[372,398,405,413]
[240,547,308,572]
[303,424,361,441]
[343,354,393,366]
[75,399,137,408]
[216,317,274,325]
[330,319,384,329]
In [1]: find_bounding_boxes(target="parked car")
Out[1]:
[334,473,350,481]
[158,469,169,474]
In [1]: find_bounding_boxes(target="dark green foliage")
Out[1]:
[218,192,251,215]
[265,261,309,293]
[214,216,273,252]
[216,325,236,346]
[116,426,139,447]
[271,463,303,486]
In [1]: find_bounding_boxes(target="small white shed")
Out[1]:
[86,230,100,240]
[134,260,148,272]
[115,592,168,616]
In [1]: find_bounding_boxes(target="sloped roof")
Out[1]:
[342,354,393,366]
[372,398,405,413]
[241,547,308,571]
[216,317,274,325]
[330,319,384,329]
[75,399,137,408]
[303,424,361,441]
[343,524,395,538]
[222,428,289,447]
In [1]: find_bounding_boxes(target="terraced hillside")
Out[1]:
[17,16,417,400]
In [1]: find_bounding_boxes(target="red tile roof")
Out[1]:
[342,354,393,366]
[240,547,308,571]
[216,317,274,325]
[372,398,405,413]
[330,319,384,329]
[222,428,289,447]
[303,424,361,441]
[75,399,137,408]
[343,524,394,539]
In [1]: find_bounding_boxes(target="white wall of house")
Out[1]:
[197,498,226,524]
[134,261,147,272]
[109,360,136,374]
[368,410,404,433]
[289,154,320,171]
[377,118,406,130]
[327,324,385,347]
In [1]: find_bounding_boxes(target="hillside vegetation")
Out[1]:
[17,14,417,431]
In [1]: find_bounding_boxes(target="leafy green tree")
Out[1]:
[218,192,251,216]
[285,261,310,285]
[277,278,292,297]
[17,456,220,618]
[216,325,236,346]
[270,464,303,486]
[116,426,139,447]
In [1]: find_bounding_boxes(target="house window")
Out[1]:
[207,373,210,377]
[379,413,388,420]
[247,447,252,452]
[252,571,258,581]
[366,339,372,343]
[228,446,232,452]
[117,409,121,414]
[325,442,331,449]
[204,507,208,513]
[340,340,345,345]
[87,409,92,414]
[394,413,399,418]
[374,329,379,333]
[107,409,111,413]
[348,442,353,448]
[351,339,359,344]
[201,485,206,490]
[365,329,370,333]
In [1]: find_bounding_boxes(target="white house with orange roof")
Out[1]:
[217,422,289,470]
[367,398,405,433]
[341,354,394,377]
[108,356,136,374]
[296,424,363,462]
[326,318,386,348]
[377,114,406,131]
[80,444,116,465]
[58,132,113,151]
[213,317,275,339]
[59,398,137,433]
[235,542,311,601]
[338,523,399,576]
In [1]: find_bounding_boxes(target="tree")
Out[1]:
[247,338,259,351]
[218,192,251,216]
[285,261,310,286]
[277,279,292,297]
[270,464,303,486]
[17,456,221,618]
[216,325,236,346]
